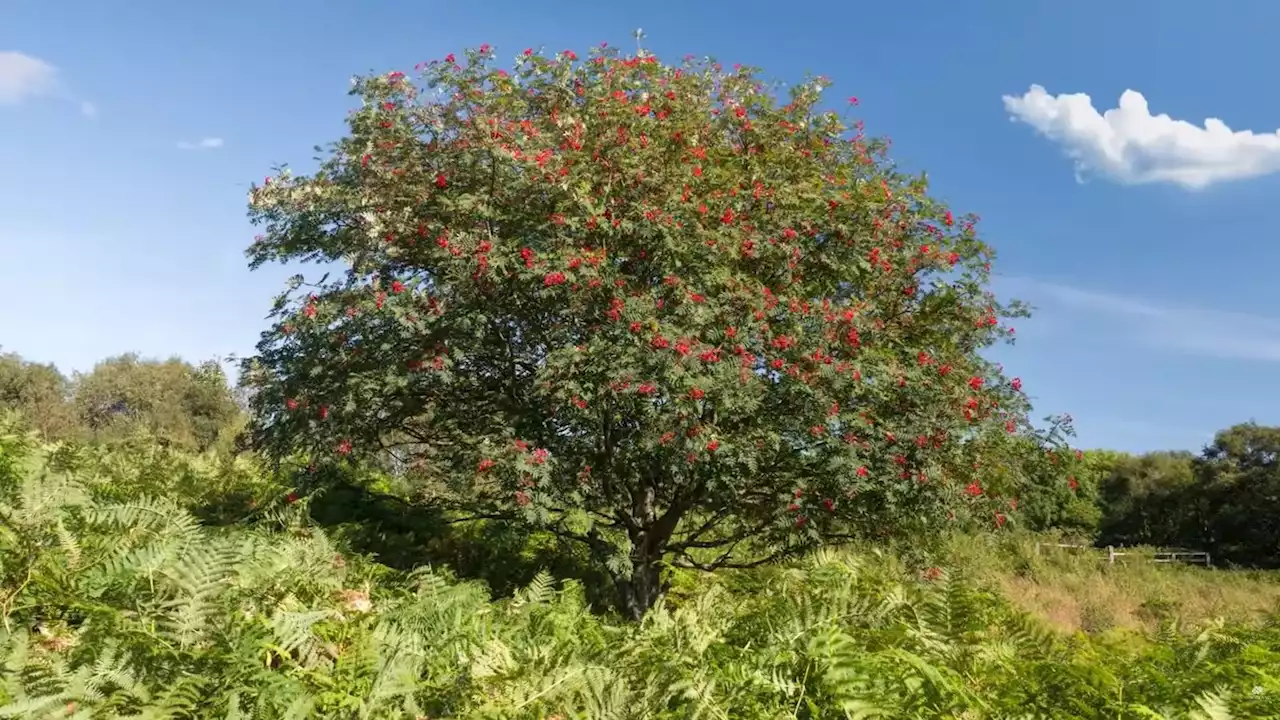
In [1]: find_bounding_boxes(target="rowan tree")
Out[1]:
[242,43,1079,618]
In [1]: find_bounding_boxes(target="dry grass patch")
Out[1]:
[941,533,1280,634]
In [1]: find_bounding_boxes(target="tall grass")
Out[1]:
[933,531,1280,635]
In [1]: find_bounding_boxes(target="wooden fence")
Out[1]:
[1034,542,1212,568]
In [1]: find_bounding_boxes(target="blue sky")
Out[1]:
[4,0,1280,454]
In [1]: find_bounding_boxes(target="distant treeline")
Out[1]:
[0,349,242,453]
[1018,424,1280,568]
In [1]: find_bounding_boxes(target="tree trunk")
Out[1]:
[614,492,689,619]
[615,546,664,621]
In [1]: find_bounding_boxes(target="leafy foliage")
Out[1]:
[1015,446,1114,539]
[0,350,243,453]
[0,352,77,441]
[72,354,242,452]
[2,424,1279,718]
[1097,424,1280,568]
[241,44,1080,617]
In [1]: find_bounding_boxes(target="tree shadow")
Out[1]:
[299,473,617,610]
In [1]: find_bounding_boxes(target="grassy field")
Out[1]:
[935,533,1280,635]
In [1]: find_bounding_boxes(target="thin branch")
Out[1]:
[439,511,517,525]
[674,534,863,571]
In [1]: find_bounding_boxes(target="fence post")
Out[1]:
[1107,545,1115,564]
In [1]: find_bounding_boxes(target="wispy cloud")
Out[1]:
[1003,84,1280,190]
[0,50,96,116]
[176,137,225,150]
[1005,278,1280,362]
[0,50,58,105]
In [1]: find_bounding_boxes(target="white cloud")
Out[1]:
[0,50,97,117]
[0,50,58,105]
[1003,84,1280,190]
[1007,277,1280,362]
[177,137,225,150]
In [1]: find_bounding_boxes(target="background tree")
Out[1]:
[1095,450,1195,548]
[242,44,1078,618]
[1090,424,1280,567]
[73,354,242,452]
[1194,423,1280,566]
[1010,439,1111,538]
[0,350,77,440]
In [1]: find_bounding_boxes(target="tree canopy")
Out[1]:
[1091,424,1280,567]
[0,350,241,452]
[0,350,76,439]
[72,354,241,451]
[242,44,1079,617]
